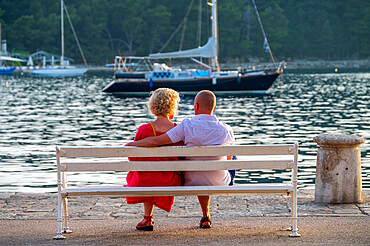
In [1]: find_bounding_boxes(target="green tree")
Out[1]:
[1,0,369,64]
[8,15,38,51]
[141,4,172,53]
[218,1,252,60]
[259,3,288,60]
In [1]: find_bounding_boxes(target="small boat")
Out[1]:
[103,0,284,95]
[0,55,27,75]
[0,66,16,75]
[31,0,87,76]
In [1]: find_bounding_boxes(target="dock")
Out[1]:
[0,190,369,245]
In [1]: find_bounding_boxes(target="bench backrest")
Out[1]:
[56,144,298,173]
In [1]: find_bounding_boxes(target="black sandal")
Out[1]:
[200,216,212,229]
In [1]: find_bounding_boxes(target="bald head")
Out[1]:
[194,90,216,115]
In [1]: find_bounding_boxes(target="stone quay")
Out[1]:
[0,190,369,245]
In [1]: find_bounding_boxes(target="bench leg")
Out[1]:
[289,188,301,237]
[289,144,301,237]
[62,197,72,234]
[54,148,66,239]
[54,192,66,240]
[286,195,293,231]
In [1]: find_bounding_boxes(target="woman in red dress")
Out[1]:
[126,88,182,231]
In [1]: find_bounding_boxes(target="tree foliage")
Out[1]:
[0,0,368,64]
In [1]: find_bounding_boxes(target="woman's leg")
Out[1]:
[143,202,154,216]
[136,202,154,231]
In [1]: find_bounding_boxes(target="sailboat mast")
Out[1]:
[251,0,275,64]
[210,0,219,71]
[0,23,2,64]
[60,0,64,66]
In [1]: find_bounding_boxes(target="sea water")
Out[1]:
[0,70,369,192]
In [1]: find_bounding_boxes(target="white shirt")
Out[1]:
[167,114,235,186]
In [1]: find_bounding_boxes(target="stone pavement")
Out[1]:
[0,190,369,245]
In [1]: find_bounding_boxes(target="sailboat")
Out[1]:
[31,0,87,76]
[103,0,285,95]
[0,24,25,75]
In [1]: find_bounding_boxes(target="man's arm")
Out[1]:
[125,133,173,147]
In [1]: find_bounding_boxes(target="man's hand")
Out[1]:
[125,134,173,147]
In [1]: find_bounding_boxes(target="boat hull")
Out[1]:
[115,72,146,79]
[0,67,16,75]
[31,68,88,76]
[103,72,280,95]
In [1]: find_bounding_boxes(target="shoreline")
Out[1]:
[12,59,370,74]
[222,59,370,70]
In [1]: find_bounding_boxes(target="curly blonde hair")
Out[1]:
[148,88,180,117]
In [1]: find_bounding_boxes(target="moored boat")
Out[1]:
[31,0,87,77]
[103,0,284,95]
[0,67,16,75]
[103,62,282,95]
[1,24,25,75]
[31,66,87,76]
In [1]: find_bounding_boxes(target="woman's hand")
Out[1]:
[125,142,136,146]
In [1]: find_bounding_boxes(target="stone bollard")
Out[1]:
[313,134,365,203]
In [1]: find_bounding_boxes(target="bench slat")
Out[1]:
[61,159,293,172]
[61,184,293,197]
[58,145,294,158]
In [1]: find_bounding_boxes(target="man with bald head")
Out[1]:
[126,90,235,229]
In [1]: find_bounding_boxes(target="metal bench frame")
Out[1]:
[54,144,301,239]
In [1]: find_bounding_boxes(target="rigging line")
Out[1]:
[63,2,88,66]
[206,1,209,44]
[251,0,275,63]
[197,0,202,47]
[179,0,195,51]
[0,24,2,63]
[158,0,195,53]
[197,0,202,63]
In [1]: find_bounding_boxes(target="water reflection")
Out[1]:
[0,72,369,192]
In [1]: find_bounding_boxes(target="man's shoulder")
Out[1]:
[178,118,192,125]
[221,122,233,130]
[181,118,192,122]
[215,119,233,131]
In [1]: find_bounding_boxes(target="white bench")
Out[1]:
[54,144,301,239]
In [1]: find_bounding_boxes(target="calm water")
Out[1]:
[0,70,369,192]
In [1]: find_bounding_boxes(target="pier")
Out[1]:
[0,190,369,245]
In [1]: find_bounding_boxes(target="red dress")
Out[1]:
[125,122,182,212]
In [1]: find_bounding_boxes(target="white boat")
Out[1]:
[31,0,87,76]
[31,66,87,76]
[103,0,284,95]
